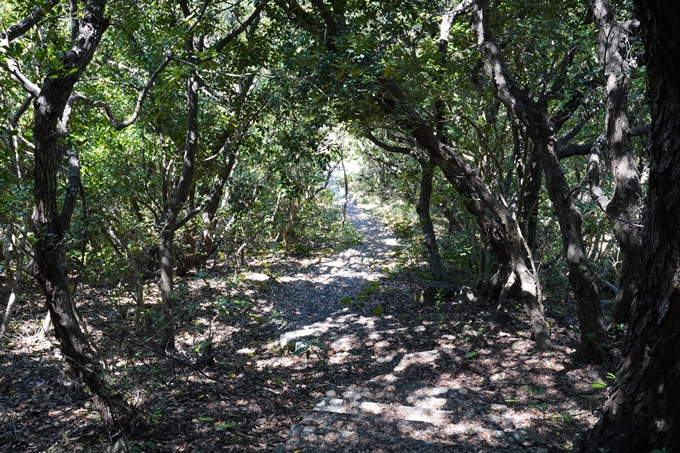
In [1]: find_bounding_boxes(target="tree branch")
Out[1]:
[186,0,213,34]
[557,124,651,159]
[0,0,60,43]
[213,2,265,53]
[71,52,173,130]
[310,0,342,34]
[439,0,475,44]
[10,95,34,125]
[1,59,41,97]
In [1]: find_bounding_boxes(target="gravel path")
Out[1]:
[270,191,404,328]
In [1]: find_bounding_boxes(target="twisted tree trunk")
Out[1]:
[470,0,607,361]
[416,158,447,282]
[27,0,132,425]
[590,0,643,324]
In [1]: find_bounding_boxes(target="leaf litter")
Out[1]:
[0,195,611,452]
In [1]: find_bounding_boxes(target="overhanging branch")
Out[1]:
[79,52,173,130]
[557,124,651,160]
[0,0,60,43]
[213,2,265,53]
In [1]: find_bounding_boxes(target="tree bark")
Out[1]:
[470,0,607,361]
[582,0,680,449]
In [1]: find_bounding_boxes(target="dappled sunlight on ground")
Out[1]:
[0,194,608,452]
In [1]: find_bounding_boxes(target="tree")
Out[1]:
[582,0,680,450]
[365,133,448,282]
[2,0,132,425]
[589,0,643,325]
[155,0,264,349]
[467,0,608,361]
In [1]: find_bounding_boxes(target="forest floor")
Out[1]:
[0,193,614,452]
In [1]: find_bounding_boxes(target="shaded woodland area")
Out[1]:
[1,0,680,451]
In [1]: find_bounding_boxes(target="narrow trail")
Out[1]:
[263,192,532,452]
[269,192,405,329]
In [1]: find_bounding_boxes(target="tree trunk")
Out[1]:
[176,188,196,277]
[196,150,238,267]
[341,155,349,229]
[159,225,177,349]
[470,0,607,361]
[518,141,541,250]
[26,0,132,425]
[590,0,643,325]
[416,159,447,281]
[582,0,680,449]
[100,225,145,327]
[436,145,550,350]
[373,81,551,349]
[159,63,199,349]
[283,198,297,255]
[1,225,22,337]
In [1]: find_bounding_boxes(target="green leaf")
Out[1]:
[371,305,384,315]
[591,381,607,389]
[464,351,478,359]
[199,417,215,422]
[215,422,237,430]
[341,296,353,305]
[504,399,518,403]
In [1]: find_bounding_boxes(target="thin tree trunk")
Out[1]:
[100,225,144,327]
[176,188,196,276]
[197,150,238,266]
[341,154,349,229]
[159,64,199,350]
[582,0,680,449]
[519,141,541,250]
[159,224,177,349]
[1,226,17,337]
[416,158,447,281]
[283,198,296,255]
[1,289,17,338]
